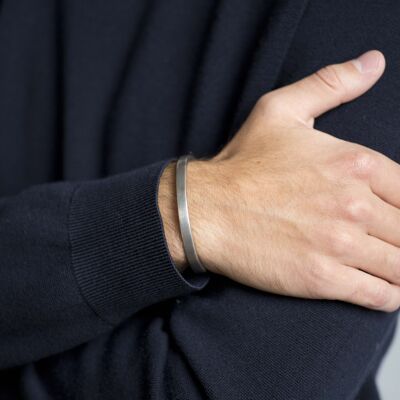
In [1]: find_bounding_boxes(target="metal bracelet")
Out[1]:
[176,155,207,274]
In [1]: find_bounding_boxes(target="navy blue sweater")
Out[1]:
[1,0,400,399]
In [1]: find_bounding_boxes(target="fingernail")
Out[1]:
[352,51,381,73]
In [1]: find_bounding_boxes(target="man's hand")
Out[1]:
[160,50,400,312]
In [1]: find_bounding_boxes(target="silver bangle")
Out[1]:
[176,155,207,274]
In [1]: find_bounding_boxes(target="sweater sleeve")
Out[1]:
[0,159,208,369]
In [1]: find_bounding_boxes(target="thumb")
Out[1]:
[271,50,385,125]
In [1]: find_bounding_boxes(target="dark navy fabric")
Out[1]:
[0,0,399,399]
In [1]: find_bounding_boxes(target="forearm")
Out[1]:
[0,160,207,369]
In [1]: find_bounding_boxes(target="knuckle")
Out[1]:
[366,281,391,309]
[256,93,283,115]
[315,65,346,98]
[306,259,333,297]
[328,228,354,257]
[341,150,378,179]
[339,195,372,222]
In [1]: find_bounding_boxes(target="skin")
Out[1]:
[159,50,400,312]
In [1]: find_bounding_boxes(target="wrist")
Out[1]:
[185,157,229,275]
[159,156,229,276]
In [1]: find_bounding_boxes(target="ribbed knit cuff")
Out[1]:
[69,159,209,325]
